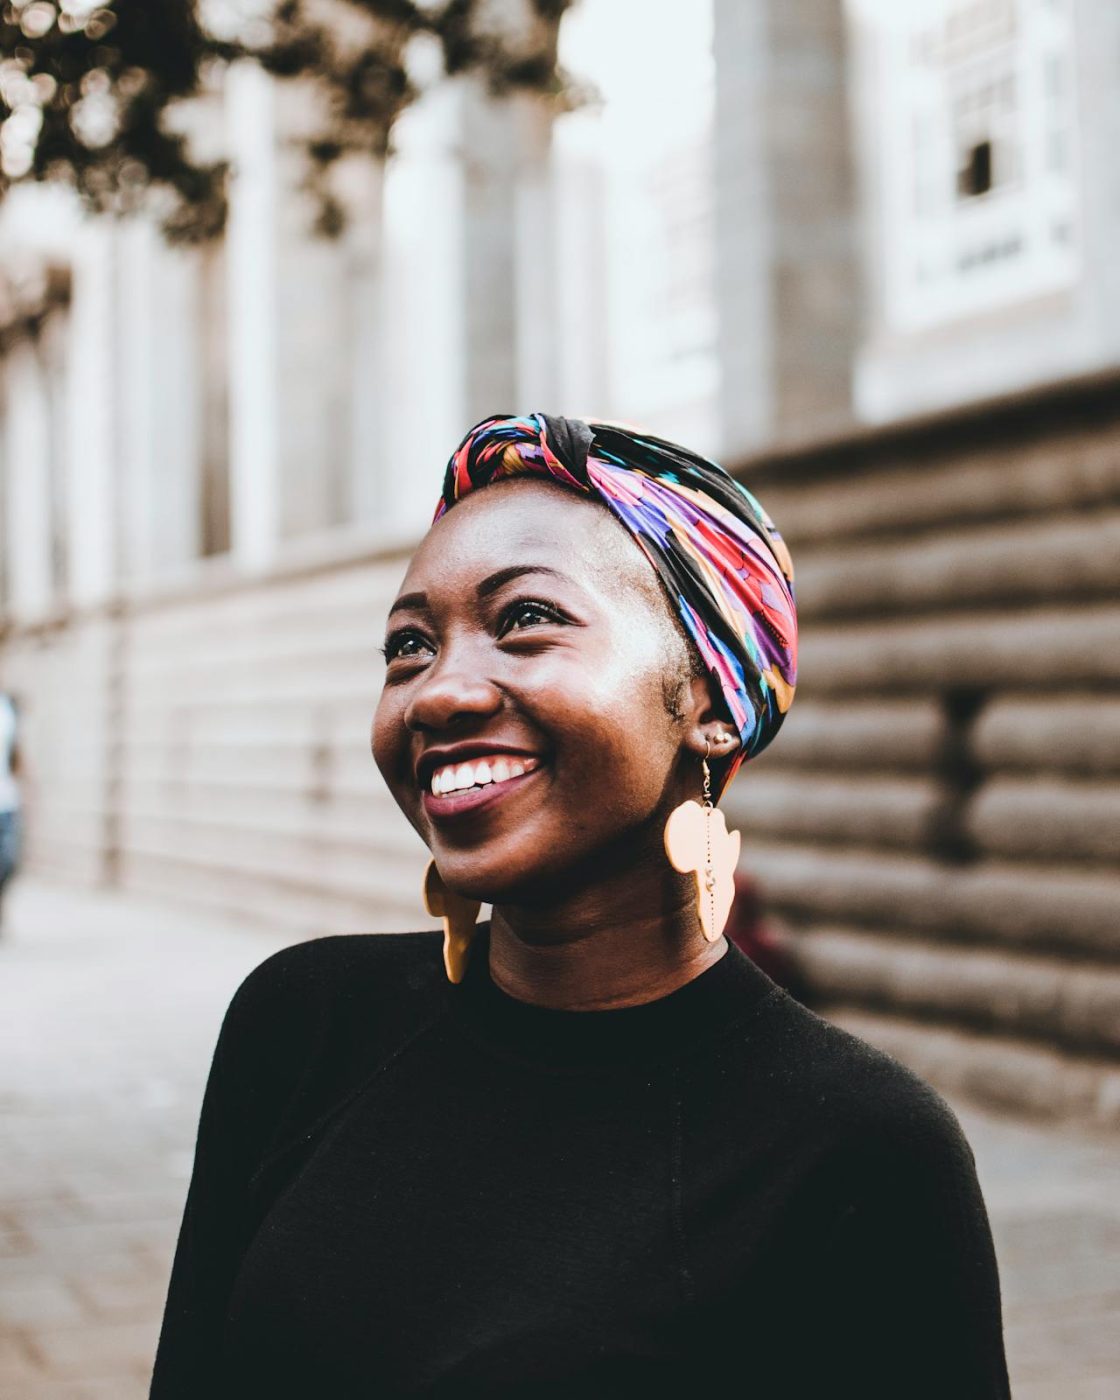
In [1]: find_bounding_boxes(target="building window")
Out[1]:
[864,0,1079,333]
[958,138,994,197]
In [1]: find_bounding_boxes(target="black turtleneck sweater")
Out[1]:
[149,924,1009,1398]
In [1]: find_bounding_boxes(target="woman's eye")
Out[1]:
[381,631,431,663]
[499,600,564,635]
[381,602,565,660]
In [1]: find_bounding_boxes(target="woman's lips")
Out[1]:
[421,762,544,821]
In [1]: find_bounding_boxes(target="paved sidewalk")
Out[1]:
[0,880,299,1400]
[0,879,1117,1398]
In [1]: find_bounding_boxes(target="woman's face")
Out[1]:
[372,479,698,905]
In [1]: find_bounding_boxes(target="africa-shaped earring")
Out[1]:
[423,859,481,983]
[663,738,742,942]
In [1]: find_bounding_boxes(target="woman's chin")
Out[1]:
[428,846,555,909]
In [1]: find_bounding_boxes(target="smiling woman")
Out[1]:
[375,479,724,950]
[150,414,1010,1399]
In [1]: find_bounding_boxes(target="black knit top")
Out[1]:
[150,923,1009,1398]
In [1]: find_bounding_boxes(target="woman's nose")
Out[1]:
[404,646,502,733]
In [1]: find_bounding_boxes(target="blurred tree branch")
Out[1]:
[0,0,582,242]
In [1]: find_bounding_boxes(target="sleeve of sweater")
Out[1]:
[797,1094,1011,1400]
[148,940,323,1399]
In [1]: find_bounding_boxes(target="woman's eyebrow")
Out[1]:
[388,565,573,618]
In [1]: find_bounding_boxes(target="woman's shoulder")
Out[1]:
[235,928,445,996]
[725,985,974,1164]
[218,929,446,1061]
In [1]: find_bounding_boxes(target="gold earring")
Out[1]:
[663,739,741,943]
[423,859,481,983]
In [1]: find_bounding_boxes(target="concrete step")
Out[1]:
[727,772,940,850]
[121,747,387,800]
[757,430,1120,546]
[727,770,1120,865]
[823,1006,1120,1131]
[117,790,421,859]
[802,603,1120,695]
[744,840,1120,958]
[127,654,379,707]
[118,813,426,898]
[782,925,1120,1055]
[967,778,1120,864]
[793,509,1120,620]
[747,697,944,773]
[121,850,426,938]
[973,695,1120,777]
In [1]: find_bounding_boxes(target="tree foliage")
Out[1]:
[0,0,578,241]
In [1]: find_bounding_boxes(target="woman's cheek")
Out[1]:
[371,693,409,796]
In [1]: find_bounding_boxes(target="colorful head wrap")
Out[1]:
[433,412,797,797]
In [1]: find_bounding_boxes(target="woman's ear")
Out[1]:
[677,669,739,784]
[682,672,738,760]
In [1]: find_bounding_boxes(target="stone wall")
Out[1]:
[2,370,1118,1124]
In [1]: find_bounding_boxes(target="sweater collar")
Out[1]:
[447,922,780,1069]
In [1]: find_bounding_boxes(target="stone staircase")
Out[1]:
[7,542,432,937]
[724,371,1120,1127]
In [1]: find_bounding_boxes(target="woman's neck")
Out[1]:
[487,856,727,1011]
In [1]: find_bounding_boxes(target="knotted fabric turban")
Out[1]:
[433,413,797,797]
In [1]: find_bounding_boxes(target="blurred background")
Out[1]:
[0,1,1118,1396]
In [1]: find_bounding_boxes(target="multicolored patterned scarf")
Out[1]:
[433,413,797,796]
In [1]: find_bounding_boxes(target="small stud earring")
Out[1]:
[423,859,481,983]
[662,739,742,942]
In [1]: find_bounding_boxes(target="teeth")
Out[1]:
[428,755,538,795]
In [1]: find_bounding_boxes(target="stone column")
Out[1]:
[151,243,205,569]
[340,157,385,529]
[3,341,53,618]
[379,77,526,539]
[65,224,117,605]
[553,113,610,420]
[227,71,383,547]
[115,219,156,583]
[225,60,280,570]
[712,0,857,455]
[271,79,355,541]
[111,220,204,582]
[511,92,560,412]
[458,79,523,423]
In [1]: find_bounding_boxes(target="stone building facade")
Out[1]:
[1,0,1118,1121]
